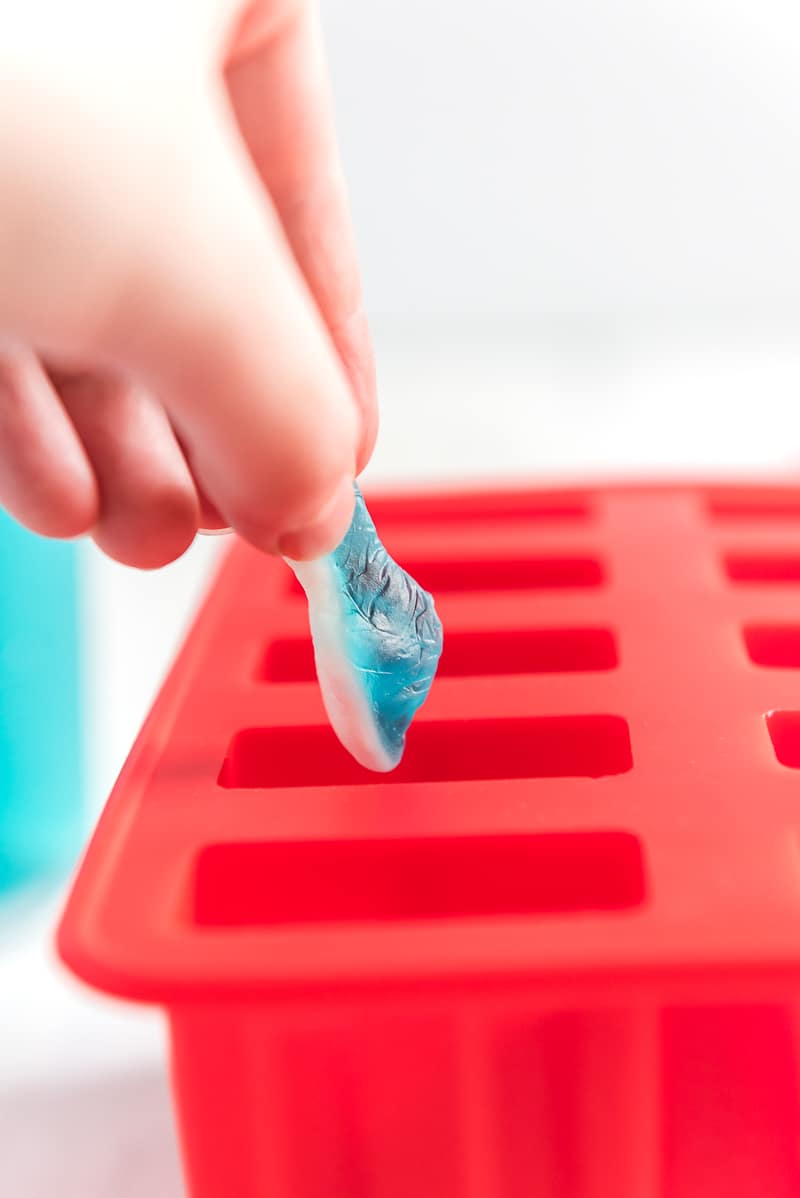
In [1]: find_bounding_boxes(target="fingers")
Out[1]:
[168,422,231,531]
[0,345,99,538]
[196,491,231,533]
[226,1,378,471]
[52,369,200,568]
[0,347,200,568]
[0,3,368,563]
[95,108,359,560]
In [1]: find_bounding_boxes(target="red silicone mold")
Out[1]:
[59,482,800,1198]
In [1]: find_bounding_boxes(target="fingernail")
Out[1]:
[198,527,233,537]
[277,477,355,561]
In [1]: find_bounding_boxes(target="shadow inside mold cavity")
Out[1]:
[0,1068,183,1198]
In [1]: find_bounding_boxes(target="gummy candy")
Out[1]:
[288,486,443,772]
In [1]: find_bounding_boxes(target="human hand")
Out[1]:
[0,0,376,567]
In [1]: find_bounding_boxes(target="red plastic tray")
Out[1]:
[59,482,800,1198]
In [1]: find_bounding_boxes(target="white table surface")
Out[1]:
[4,319,800,1195]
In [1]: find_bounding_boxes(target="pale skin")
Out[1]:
[0,0,377,568]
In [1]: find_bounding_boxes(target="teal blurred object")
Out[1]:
[0,512,84,896]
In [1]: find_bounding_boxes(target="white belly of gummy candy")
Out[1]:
[288,557,396,774]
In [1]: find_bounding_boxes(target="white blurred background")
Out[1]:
[330,0,800,321]
[6,1,800,1192]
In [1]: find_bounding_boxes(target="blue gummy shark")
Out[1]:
[287,485,443,771]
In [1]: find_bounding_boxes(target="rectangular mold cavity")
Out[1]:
[373,491,592,525]
[383,556,604,595]
[218,716,633,789]
[193,830,646,926]
[743,626,800,669]
[765,711,800,768]
[261,627,618,683]
[287,555,605,598]
[709,494,800,520]
[725,555,800,584]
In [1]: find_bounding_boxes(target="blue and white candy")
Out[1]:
[288,486,443,772]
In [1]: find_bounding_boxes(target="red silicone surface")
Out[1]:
[58,482,800,1198]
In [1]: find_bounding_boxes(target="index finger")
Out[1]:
[225,0,378,471]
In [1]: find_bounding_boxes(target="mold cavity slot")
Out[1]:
[743,626,800,668]
[390,557,603,594]
[218,716,633,789]
[765,711,800,768]
[261,637,316,682]
[373,492,592,525]
[287,555,605,597]
[725,555,800,584]
[709,496,800,520]
[193,830,646,926]
[261,627,618,683]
